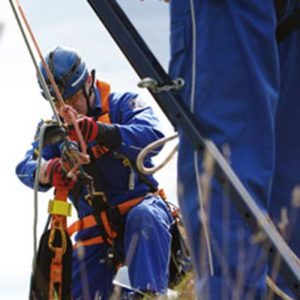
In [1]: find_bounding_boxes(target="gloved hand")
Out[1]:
[45,157,77,189]
[68,116,99,143]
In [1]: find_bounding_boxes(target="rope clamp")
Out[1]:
[138,77,185,93]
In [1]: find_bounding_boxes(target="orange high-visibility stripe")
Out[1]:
[96,80,112,124]
[89,80,111,160]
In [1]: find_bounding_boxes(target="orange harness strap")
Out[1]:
[68,195,145,248]
[49,248,64,300]
[48,188,70,300]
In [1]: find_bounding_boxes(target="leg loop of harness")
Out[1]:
[68,190,170,273]
[68,194,146,247]
[84,191,118,244]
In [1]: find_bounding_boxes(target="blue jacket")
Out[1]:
[16,81,164,219]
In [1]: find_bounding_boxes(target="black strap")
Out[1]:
[274,0,285,16]
[276,9,300,42]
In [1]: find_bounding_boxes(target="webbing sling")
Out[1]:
[30,188,73,300]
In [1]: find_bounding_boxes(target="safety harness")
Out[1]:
[68,190,165,249]
[68,80,167,250]
[62,81,149,252]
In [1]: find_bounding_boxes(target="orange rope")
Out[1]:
[15,0,87,156]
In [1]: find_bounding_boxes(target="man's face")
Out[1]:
[55,76,94,115]
[62,88,88,115]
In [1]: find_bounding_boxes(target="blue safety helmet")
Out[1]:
[39,47,89,100]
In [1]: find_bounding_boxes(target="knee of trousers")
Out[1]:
[125,197,172,235]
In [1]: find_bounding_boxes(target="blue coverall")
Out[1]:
[16,83,173,299]
[168,1,297,299]
[270,1,300,298]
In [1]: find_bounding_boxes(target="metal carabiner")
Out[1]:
[48,221,67,255]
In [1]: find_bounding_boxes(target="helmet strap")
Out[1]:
[83,69,96,116]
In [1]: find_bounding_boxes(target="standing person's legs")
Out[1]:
[270,2,300,297]
[169,0,279,298]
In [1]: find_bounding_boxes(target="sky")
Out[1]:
[0,1,176,299]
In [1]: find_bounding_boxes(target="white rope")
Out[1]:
[33,123,50,257]
[136,133,178,175]
[266,275,294,300]
[189,0,215,275]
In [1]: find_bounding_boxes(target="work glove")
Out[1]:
[68,116,99,144]
[68,116,122,150]
[46,157,77,189]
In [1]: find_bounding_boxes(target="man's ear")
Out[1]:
[84,74,94,96]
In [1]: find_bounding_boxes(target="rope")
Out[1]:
[9,0,88,156]
[33,123,49,255]
[9,0,60,124]
[136,133,178,175]
[188,0,214,276]
[266,275,294,300]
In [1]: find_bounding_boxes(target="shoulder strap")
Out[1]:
[276,9,300,42]
[274,0,284,16]
[96,80,112,124]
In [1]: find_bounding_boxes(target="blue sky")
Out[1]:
[0,1,177,298]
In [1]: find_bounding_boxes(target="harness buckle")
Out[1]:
[85,191,107,207]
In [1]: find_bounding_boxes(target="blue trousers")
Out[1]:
[270,2,300,297]
[169,1,281,298]
[71,194,173,300]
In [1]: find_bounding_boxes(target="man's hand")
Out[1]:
[68,116,99,144]
[68,115,122,151]
[43,157,77,189]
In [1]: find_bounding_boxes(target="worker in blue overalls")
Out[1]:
[16,46,173,299]
[169,0,300,299]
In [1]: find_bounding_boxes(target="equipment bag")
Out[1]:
[29,228,73,300]
[168,214,192,287]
